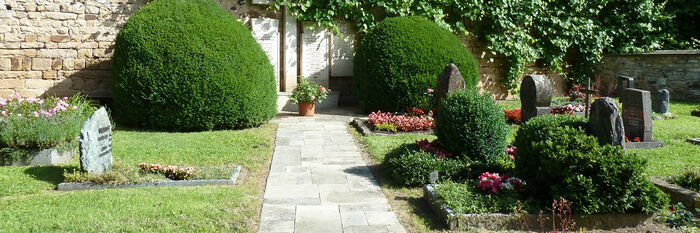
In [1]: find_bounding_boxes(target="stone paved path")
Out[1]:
[259,114,406,233]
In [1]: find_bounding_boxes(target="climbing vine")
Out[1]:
[272,0,668,92]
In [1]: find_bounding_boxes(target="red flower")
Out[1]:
[669,205,675,211]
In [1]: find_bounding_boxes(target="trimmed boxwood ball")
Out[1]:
[112,0,277,131]
[353,16,479,112]
[384,144,469,186]
[435,89,508,169]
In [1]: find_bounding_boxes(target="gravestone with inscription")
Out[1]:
[589,97,625,150]
[79,107,113,174]
[520,75,552,123]
[621,88,664,149]
[616,76,634,97]
[652,89,670,114]
[435,63,466,109]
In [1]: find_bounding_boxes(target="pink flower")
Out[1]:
[311,96,316,100]
[320,87,327,92]
[0,111,5,116]
[33,111,39,117]
[63,97,69,100]
[426,88,434,93]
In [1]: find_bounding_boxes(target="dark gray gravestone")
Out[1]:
[80,107,113,174]
[435,63,466,109]
[621,88,653,142]
[616,76,635,97]
[520,75,552,122]
[589,97,625,150]
[652,89,670,114]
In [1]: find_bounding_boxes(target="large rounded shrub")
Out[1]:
[112,0,277,131]
[353,16,479,112]
[384,143,470,186]
[514,115,668,214]
[435,89,508,169]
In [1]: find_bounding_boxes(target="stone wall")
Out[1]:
[597,50,700,101]
[0,0,566,101]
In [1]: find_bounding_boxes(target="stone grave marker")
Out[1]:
[589,97,625,150]
[652,89,670,114]
[621,88,664,149]
[80,107,113,174]
[435,63,466,109]
[616,76,634,97]
[622,88,653,142]
[520,74,552,123]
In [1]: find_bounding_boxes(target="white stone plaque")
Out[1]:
[252,18,281,90]
[79,107,112,174]
[331,20,355,77]
[301,22,330,87]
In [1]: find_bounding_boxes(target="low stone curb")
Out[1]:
[624,140,665,149]
[1,148,75,166]
[686,138,700,145]
[56,165,242,191]
[423,184,656,231]
[351,118,433,136]
[650,177,700,212]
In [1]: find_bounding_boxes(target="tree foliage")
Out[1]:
[273,0,673,91]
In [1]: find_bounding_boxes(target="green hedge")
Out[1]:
[112,0,277,131]
[384,144,469,186]
[513,115,668,214]
[435,89,508,170]
[353,16,479,112]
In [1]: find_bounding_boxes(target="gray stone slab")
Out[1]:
[264,184,319,201]
[258,220,294,233]
[340,204,393,213]
[295,205,343,233]
[365,211,402,226]
[340,211,369,226]
[260,204,296,222]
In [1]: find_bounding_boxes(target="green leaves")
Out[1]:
[277,0,668,91]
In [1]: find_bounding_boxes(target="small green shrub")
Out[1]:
[374,122,397,132]
[514,115,668,214]
[384,144,469,186]
[434,89,509,170]
[434,181,521,214]
[669,169,700,192]
[112,0,277,131]
[353,16,479,112]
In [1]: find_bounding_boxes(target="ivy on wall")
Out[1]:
[272,0,668,92]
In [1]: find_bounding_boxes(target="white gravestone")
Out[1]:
[301,22,330,87]
[331,20,355,77]
[79,107,113,174]
[252,18,281,90]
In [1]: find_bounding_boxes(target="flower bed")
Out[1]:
[368,110,434,132]
[0,94,94,166]
[424,183,657,231]
[59,164,241,191]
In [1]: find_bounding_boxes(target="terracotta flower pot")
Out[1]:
[298,102,316,116]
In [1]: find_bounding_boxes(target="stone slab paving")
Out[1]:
[259,114,406,233]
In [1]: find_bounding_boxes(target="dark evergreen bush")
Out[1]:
[112,0,277,131]
[353,16,479,112]
[384,144,469,186]
[513,115,668,214]
[434,89,508,169]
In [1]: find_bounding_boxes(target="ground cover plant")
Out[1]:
[0,124,276,231]
[514,115,668,214]
[112,0,276,131]
[668,169,700,192]
[0,94,95,164]
[353,16,479,112]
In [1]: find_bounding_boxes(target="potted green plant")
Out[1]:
[290,77,331,116]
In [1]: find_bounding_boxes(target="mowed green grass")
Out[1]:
[0,123,277,232]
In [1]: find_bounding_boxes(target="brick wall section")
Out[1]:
[597,50,700,101]
[0,0,565,100]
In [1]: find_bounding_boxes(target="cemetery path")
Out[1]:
[259,114,406,233]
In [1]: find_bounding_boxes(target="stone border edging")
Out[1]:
[1,148,75,166]
[423,184,656,231]
[351,118,434,136]
[56,165,242,191]
[650,177,700,212]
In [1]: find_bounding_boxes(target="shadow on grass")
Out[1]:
[23,165,78,185]
[364,162,448,231]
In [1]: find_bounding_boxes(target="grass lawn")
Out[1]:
[354,99,698,232]
[0,123,277,232]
